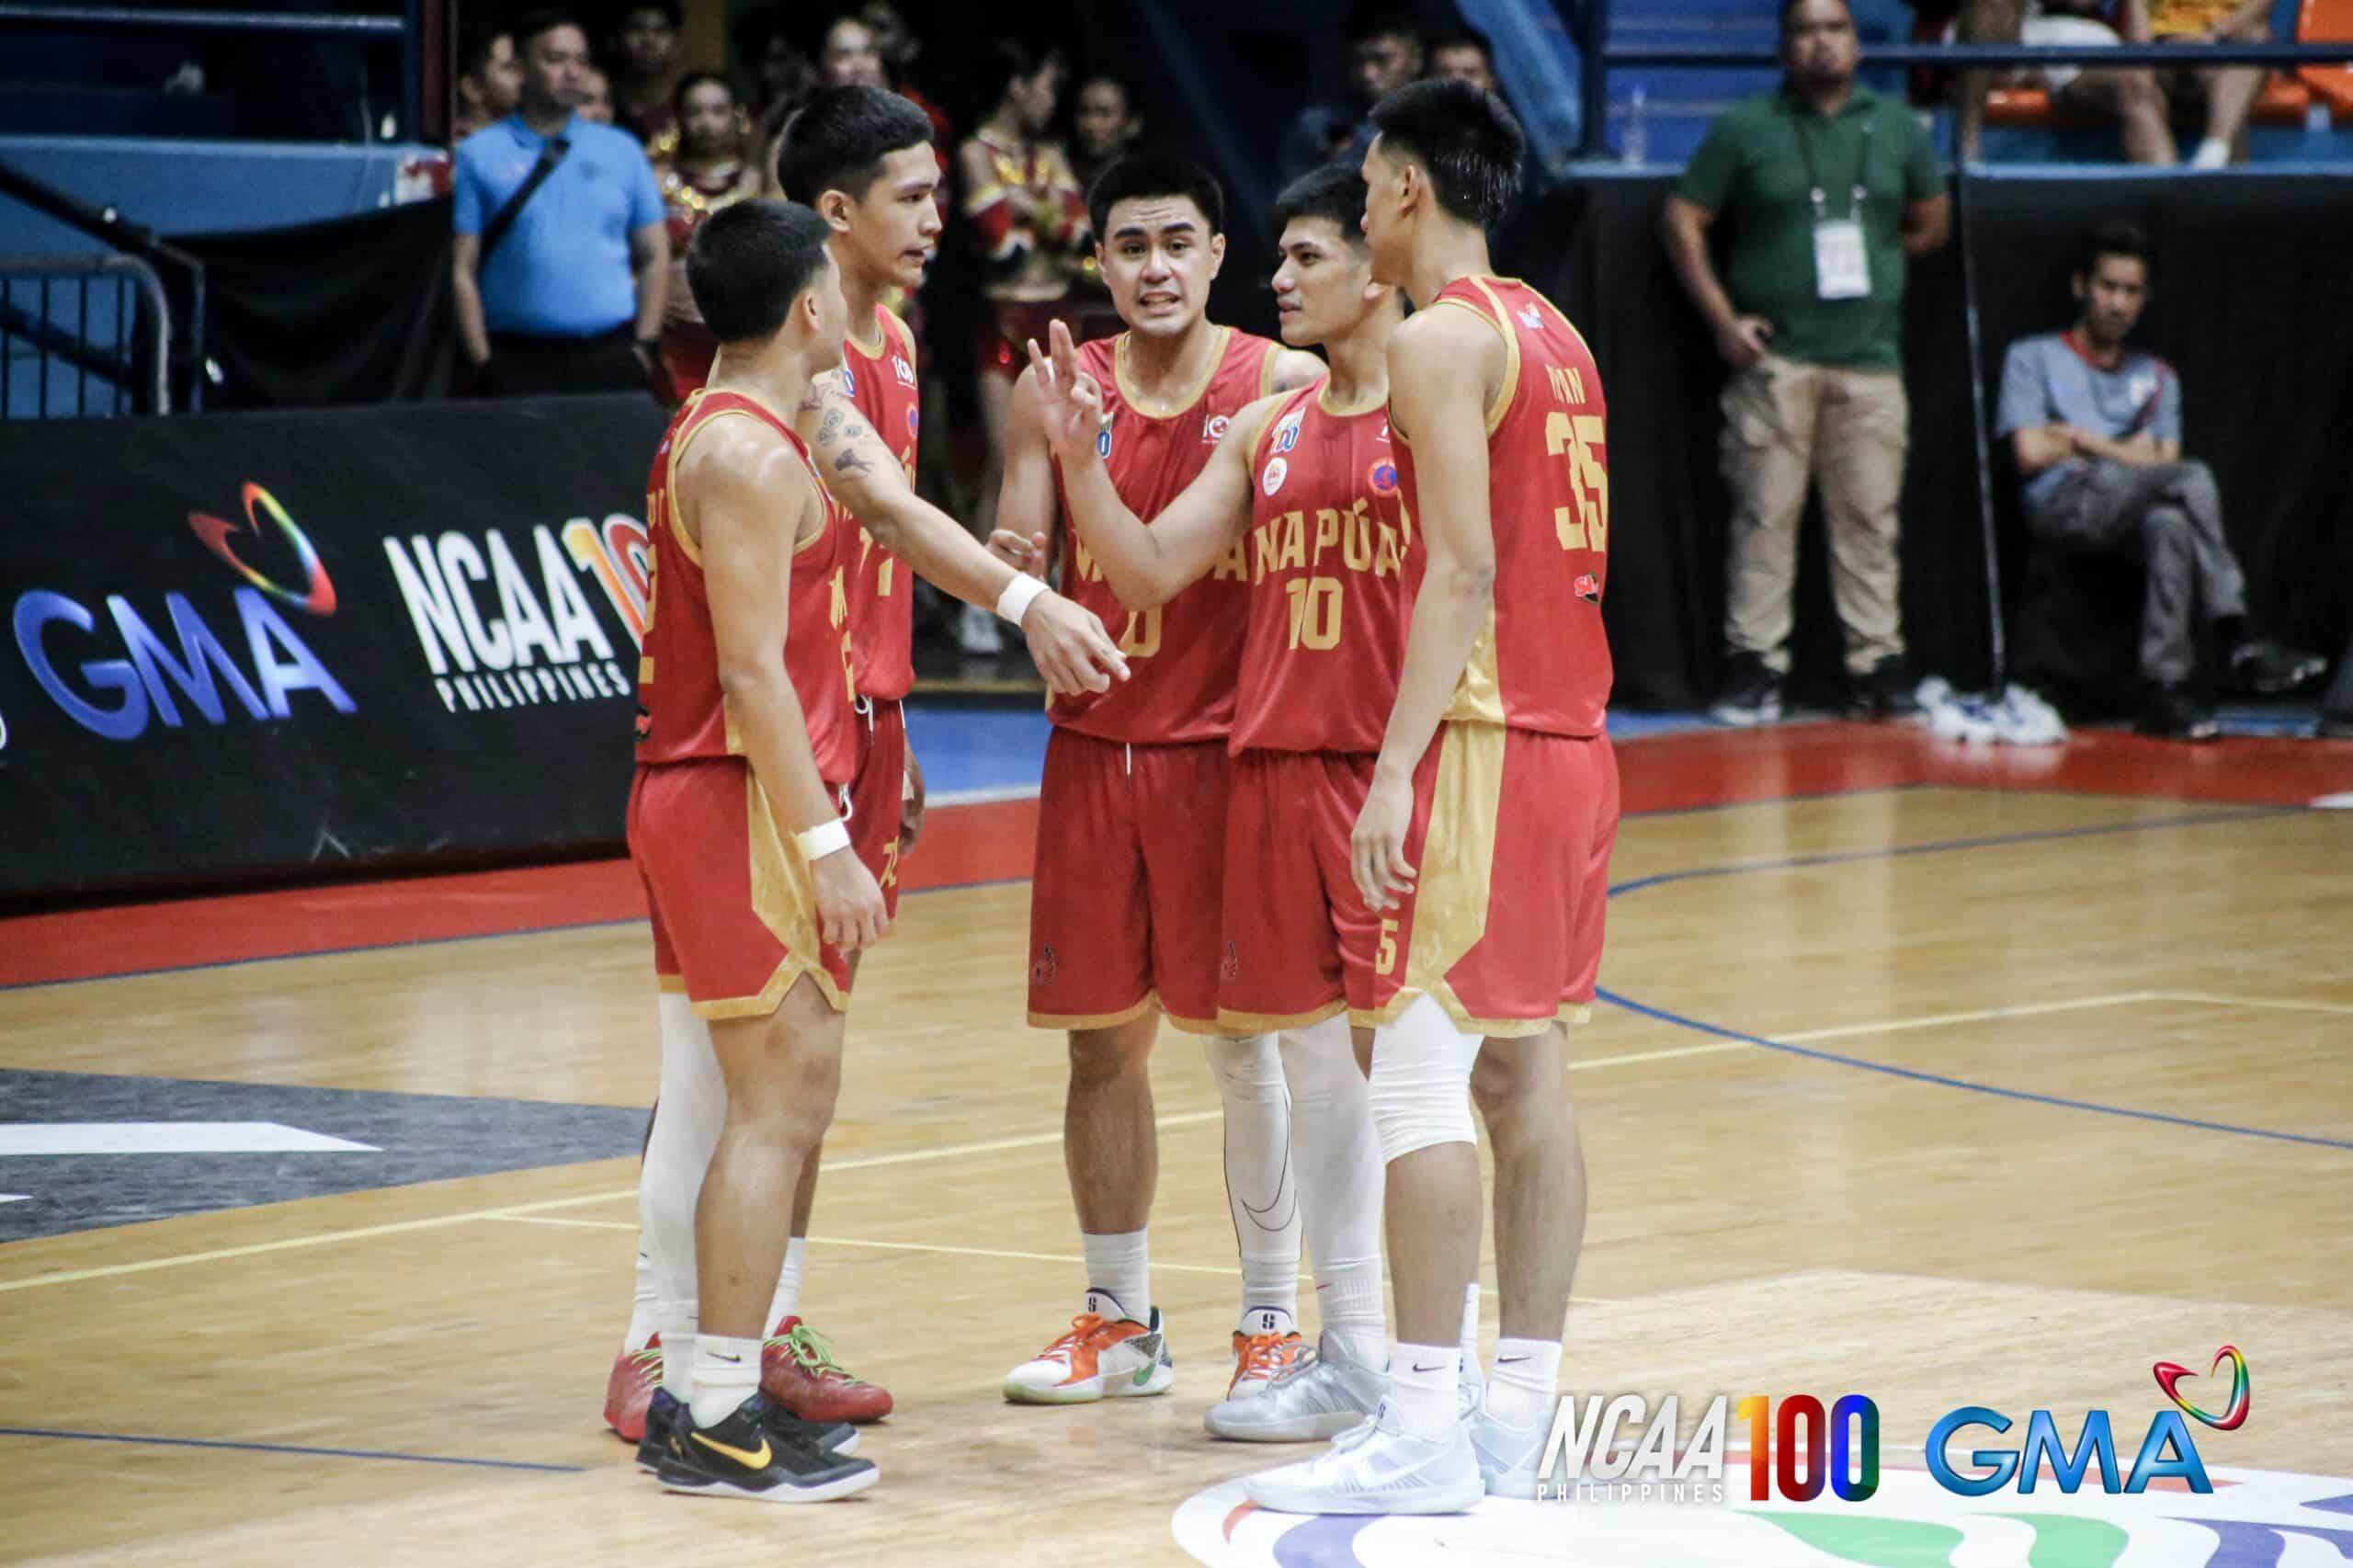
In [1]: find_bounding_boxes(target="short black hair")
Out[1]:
[620,0,682,28]
[1781,0,1853,32]
[1271,165,1370,252]
[511,8,581,54]
[688,199,835,344]
[977,38,1060,110]
[1366,78,1524,227]
[672,70,734,118]
[777,85,935,204]
[1086,149,1223,244]
[1350,6,1424,45]
[457,25,509,77]
[1429,29,1492,62]
[2075,219,2154,281]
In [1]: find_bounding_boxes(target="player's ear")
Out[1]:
[1207,231,1227,279]
[821,187,855,233]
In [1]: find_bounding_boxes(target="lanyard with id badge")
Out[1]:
[1801,117,1873,301]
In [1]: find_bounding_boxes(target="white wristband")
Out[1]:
[795,819,852,861]
[995,572,1050,627]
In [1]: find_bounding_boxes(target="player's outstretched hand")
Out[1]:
[1022,592,1131,695]
[989,528,1050,577]
[812,842,891,952]
[1349,771,1418,913]
[1026,320,1106,465]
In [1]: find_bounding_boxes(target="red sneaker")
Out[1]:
[761,1316,893,1423]
[602,1335,662,1442]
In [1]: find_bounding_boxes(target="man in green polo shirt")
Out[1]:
[1661,0,1949,725]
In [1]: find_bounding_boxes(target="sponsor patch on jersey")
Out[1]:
[1097,412,1114,460]
[1369,460,1398,496]
[1574,572,1601,604]
[1262,456,1289,495]
[841,362,858,398]
[907,406,920,440]
[1274,413,1304,453]
[892,354,917,388]
[1202,413,1231,444]
[1518,304,1543,330]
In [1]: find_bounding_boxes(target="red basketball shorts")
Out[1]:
[847,696,907,920]
[1354,723,1619,1039]
[1027,729,1230,1034]
[1215,749,1387,1032]
[628,756,853,1019]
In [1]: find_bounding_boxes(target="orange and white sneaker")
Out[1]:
[1227,1307,1305,1399]
[603,1336,663,1443]
[1002,1291,1176,1404]
[761,1317,894,1424]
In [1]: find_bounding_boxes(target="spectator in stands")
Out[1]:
[2147,0,2272,167]
[609,0,682,151]
[1996,222,2323,738]
[451,10,668,398]
[737,4,817,142]
[653,72,761,401]
[579,63,616,126]
[957,40,1086,654]
[1279,10,1424,181]
[1661,0,1949,725]
[858,0,953,144]
[1067,74,1142,340]
[1428,28,1498,95]
[452,28,522,144]
[819,15,890,91]
[1953,1,2173,165]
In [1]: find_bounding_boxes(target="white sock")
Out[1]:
[1489,1336,1564,1431]
[2190,136,2231,169]
[655,1301,697,1401]
[1081,1229,1150,1323]
[1278,1016,1387,1369]
[1205,1035,1301,1322]
[1386,1342,1461,1442]
[687,1335,761,1428]
[622,1249,658,1353]
[1458,1281,1483,1375]
[764,1236,807,1332]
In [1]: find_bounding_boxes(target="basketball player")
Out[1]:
[608,91,1131,1449]
[992,151,1328,1404]
[626,197,885,1502]
[1245,80,1619,1514]
[1014,165,1405,1443]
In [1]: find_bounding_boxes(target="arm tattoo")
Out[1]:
[816,406,844,444]
[834,448,876,475]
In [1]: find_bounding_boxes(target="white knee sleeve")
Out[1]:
[1204,1033,1301,1311]
[639,992,728,1311]
[1368,995,1483,1163]
[1278,1014,1385,1287]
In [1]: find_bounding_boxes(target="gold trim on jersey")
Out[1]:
[1256,338,1280,398]
[1027,996,1158,1032]
[1216,999,1349,1035]
[1113,324,1232,419]
[724,767,850,1019]
[1445,606,1506,725]
[1462,278,1525,437]
[1316,381,1387,419]
[639,656,655,683]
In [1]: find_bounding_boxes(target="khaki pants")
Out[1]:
[1720,355,1909,676]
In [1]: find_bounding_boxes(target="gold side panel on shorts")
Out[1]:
[1402,719,1505,1006]
[1027,995,1159,1033]
[719,767,847,1018]
[1443,606,1506,726]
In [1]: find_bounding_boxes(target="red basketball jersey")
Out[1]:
[1049,325,1282,743]
[635,389,858,786]
[1396,276,1611,737]
[1230,383,1415,755]
[840,304,923,701]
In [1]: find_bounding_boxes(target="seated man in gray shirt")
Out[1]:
[1996,221,2322,740]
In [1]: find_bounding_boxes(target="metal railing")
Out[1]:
[0,253,170,415]
[1568,1,2353,159]
[0,159,203,417]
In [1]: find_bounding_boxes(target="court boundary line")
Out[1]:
[0,1426,586,1473]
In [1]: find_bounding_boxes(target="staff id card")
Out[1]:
[1813,218,1869,301]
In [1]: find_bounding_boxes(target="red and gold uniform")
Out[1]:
[837,303,925,918]
[1358,276,1620,1039]
[961,130,1089,379]
[653,160,756,400]
[1214,382,1418,1032]
[1027,326,1283,1034]
[627,389,860,1017]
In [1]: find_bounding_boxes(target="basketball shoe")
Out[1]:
[603,1337,663,1443]
[634,1387,858,1473]
[1464,1397,1553,1500]
[761,1316,893,1423]
[1205,1330,1382,1441]
[1242,1399,1485,1516]
[654,1393,879,1503]
[1002,1291,1175,1404]
[1226,1307,1305,1399]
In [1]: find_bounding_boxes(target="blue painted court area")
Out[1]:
[903,703,1714,801]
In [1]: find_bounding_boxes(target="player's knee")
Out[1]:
[1068,1025,1152,1087]
[1204,1033,1283,1102]
[1367,1003,1482,1163]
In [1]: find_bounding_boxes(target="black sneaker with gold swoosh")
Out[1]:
[634,1388,859,1474]
[655,1394,879,1502]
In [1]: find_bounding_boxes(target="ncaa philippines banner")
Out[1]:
[0,392,671,900]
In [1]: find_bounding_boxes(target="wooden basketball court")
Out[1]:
[3,722,2348,1566]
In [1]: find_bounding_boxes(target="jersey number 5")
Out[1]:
[1545,411,1608,554]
